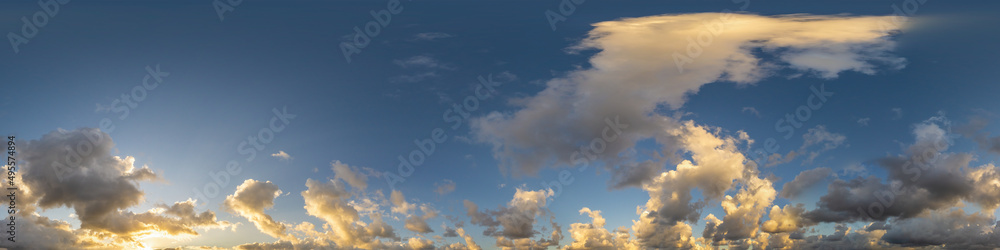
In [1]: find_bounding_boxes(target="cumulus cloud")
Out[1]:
[407,237,435,249]
[441,224,459,237]
[217,162,413,249]
[637,122,751,225]
[631,121,769,248]
[566,208,639,249]
[702,170,776,245]
[457,227,482,250]
[762,204,812,233]
[270,150,292,161]
[472,13,904,188]
[881,209,1000,247]
[805,115,1000,224]
[464,187,560,248]
[405,205,438,233]
[757,208,1000,250]
[10,128,230,248]
[22,11,972,250]
[391,189,417,215]
[223,179,290,240]
[300,178,400,248]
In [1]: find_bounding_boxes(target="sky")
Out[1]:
[1,0,1000,249]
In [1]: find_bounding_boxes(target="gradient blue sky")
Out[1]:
[2,0,1000,249]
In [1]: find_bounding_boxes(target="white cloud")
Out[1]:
[271,150,292,161]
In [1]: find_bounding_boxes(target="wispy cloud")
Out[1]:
[857,117,871,126]
[433,179,456,195]
[390,55,456,83]
[389,71,439,83]
[766,125,847,166]
[393,55,455,70]
[408,32,453,41]
[742,106,761,118]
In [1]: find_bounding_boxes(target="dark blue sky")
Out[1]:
[2,0,999,249]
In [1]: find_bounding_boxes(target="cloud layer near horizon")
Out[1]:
[4,128,231,249]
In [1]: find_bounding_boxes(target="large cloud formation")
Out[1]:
[472,12,1000,250]
[478,12,909,250]
[472,13,905,189]
[804,116,1000,223]
[2,128,230,249]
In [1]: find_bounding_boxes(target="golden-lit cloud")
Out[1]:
[566,208,639,249]
[7,128,230,249]
[473,13,905,194]
[222,179,291,240]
